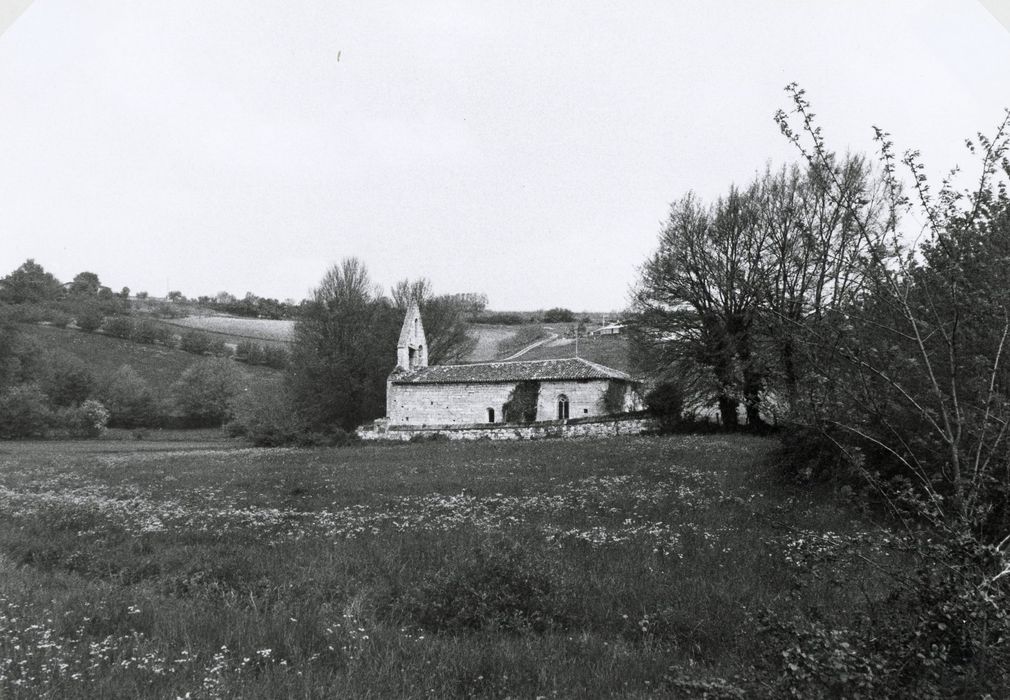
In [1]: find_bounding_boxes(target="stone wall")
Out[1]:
[386,379,641,426]
[358,414,655,441]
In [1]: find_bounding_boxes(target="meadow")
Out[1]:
[0,434,895,698]
[157,316,295,348]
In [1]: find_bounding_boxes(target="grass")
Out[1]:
[0,433,900,698]
[21,324,280,395]
[154,316,294,349]
[493,325,550,359]
[519,333,633,372]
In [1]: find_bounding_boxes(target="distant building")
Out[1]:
[386,302,641,426]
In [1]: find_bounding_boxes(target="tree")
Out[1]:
[631,158,889,427]
[69,271,102,297]
[0,259,63,304]
[289,258,399,431]
[170,359,242,426]
[99,365,158,427]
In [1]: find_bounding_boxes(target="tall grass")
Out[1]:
[0,435,893,697]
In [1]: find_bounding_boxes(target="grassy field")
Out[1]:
[0,433,896,698]
[518,333,633,373]
[22,324,280,394]
[155,316,294,349]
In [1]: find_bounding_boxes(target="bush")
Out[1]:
[101,315,134,339]
[644,380,684,431]
[236,340,265,365]
[386,538,567,633]
[170,359,242,426]
[261,345,289,369]
[503,381,539,423]
[98,365,159,428]
[55,399,110,438]
[226,382,302,445]
[603,381,628,414]
[0,384,52,438]
[180,330,213,355]
[39,350,95,407]
[47,310,72,328]
[131,318,170,345]
[75,306,104,333]
[542,307,575,323]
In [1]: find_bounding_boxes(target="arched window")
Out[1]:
[557,394,570,420]
[487,407,495,423]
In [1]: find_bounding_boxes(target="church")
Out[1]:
[386,302,642,427]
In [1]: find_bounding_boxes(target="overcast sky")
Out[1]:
[1,1,1009,310]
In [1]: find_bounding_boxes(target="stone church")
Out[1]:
[386,302,642,426]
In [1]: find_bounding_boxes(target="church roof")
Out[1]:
[390,357,637,385]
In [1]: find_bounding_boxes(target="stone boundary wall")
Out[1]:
[357,415,656,442]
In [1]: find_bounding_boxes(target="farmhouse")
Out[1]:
[386,302,642,426]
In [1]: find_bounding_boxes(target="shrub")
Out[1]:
[47,310,72,328]
[386,538,567,633]
[101,315,134,339]
[180,330,213,355]
[261,345,289,369]
[55,399,110,438]
[226,382,302,446]
[603,381,628,414]
[170,358,242,426]
[236,340,265,365]
[644,380,684,431]
[39,351,95,407]
[503,380,539,423]
[0,384,52,438]
[542,307,575,323]
[131,318,170,345]
[75,306,104,333]
[98,365,158,428]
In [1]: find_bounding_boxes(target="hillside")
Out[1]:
[152,315,294,349]
[513,332,634,373]
[21,324,281,395]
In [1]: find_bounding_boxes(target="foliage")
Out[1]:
[55,399,110,438]
[0,259,63,304]
[0,384,51,438]
[503,380,539,423]
[289,258,402,431]
[387,538,567,633]
[74,304,104,333]
[644,380,684,430]
[180,330,213,355]
[631,158,888,428]
[38,350,95,407]
[603,380,628,414]
[102,315,134,340]
[542,307,575,323]
[98,365,159,428]
[130,318,171,345]
[170,359,242,426]
[226,381,303,446]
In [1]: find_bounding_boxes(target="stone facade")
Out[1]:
[387,377,639,425]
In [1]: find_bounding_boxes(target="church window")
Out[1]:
[557,395,570,420]
[487,407,495,423]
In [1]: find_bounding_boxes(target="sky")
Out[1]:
[1,1,1009,311]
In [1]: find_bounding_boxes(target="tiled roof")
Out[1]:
[390,357,637,384]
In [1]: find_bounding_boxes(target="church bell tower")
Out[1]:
[396,301,428,371]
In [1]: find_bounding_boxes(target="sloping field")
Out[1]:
[0,434,902,698]
[22,324,280,394]
[160,315,294,347]
[517,333,633,373]
[466,324,526,361]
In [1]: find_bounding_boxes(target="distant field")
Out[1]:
[22,324,280,394]
[0,434,900,698]
[517,333,633,373]
[466,324,527,361]
[159,315,294,347]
